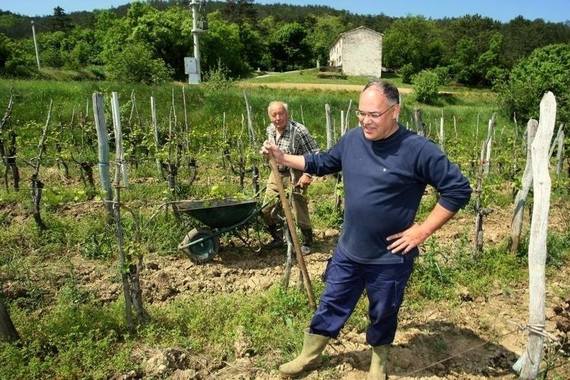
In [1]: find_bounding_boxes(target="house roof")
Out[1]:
[330,26,383,49]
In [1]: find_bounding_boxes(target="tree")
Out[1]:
[201,11,250,77]
[1,37,36,77]
[501,16,570,68]
[49,6,72,32]
[106,41,173,84]
[305,15,346,66]
[383,16,444,71]
[0,33,10,70]
[222,0,257,25]
[498,44,570,124]
[268,22,311,71]
[238,22,269,71]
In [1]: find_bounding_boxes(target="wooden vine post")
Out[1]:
[325,104,333,150]
[513,92,556,379]
[150,96,163,178]
[510,119,538,253]
[0,94,15,191]
[75,110,96,200]
[414,108,425,136]
[268,157,316,309]
[110,92,146,331]
[439,112,445,152]
[243,91,259,193]
[555,130,564,177]
[30,100,52,231]
[483,113,496,176]
[92,93,114,221]
[165,94,179,203]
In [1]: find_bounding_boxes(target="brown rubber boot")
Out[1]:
[265,224,284,249]
[367,345,389,380]
[279,329,330,377]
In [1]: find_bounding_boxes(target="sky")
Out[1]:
[0,0,568,23]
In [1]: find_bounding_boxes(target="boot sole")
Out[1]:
[279,360,322,378]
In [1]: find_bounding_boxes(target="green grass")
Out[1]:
[244,68,378,86]
[1,77,569,378]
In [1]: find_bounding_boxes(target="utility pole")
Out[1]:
[31,21,41,70]
[188,0,204,84]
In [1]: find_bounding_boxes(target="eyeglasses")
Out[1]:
[355,104,395,120]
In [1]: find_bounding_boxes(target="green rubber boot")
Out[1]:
[279,329,330,377]
[367,345,389,380]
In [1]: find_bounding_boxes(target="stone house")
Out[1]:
[329,26,383,77]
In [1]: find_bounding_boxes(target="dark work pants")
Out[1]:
[310,248,414,346]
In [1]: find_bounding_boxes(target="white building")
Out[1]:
[329,26,383,77]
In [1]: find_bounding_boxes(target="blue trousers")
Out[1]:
[310,248,414,346]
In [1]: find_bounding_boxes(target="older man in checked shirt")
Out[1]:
[261,101,319,253]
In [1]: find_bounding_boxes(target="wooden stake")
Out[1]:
[325,104,333,149]
[510,119,538,253]
[268,158,316,309]
[93,93,114,220]
[513,92,556,379]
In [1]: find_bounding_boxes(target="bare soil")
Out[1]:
[3,202,569,379]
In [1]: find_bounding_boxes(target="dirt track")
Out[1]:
[239,82,413,94]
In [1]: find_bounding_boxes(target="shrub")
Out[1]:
[203,62,234,94]
[105,42,172,84]
[399,63,415,84]
[412,69,440,104]
[432,66,451,85]
[316,72,347,80]
[497,44,570,123]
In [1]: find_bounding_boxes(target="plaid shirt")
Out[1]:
[267,120,319,172]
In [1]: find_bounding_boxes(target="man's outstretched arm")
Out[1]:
[261,141,306,171]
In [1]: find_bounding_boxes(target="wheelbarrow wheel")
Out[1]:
[179,228,220,264]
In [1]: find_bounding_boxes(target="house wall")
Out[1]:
[329,39,342,68]
[341,29,382,77]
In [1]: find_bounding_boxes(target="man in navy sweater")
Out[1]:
[262,80,472,379]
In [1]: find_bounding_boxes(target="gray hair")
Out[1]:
[267,101,289,114]
[363,80,400,105]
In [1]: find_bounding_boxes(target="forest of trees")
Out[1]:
[0,0,570,87]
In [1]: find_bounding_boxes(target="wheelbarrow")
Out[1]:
[174,198,264,263]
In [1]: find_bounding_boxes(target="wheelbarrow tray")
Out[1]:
[174,198,259,229]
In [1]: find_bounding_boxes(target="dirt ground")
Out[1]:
[2,197,569,379]
[7,206,568,379]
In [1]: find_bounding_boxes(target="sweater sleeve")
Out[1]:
[415,140,472,212]
[304,136,344,176]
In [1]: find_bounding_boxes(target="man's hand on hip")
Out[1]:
[386,223,431,254]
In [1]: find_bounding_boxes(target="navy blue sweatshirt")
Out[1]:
[304,125,472,264]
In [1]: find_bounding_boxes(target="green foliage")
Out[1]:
[268,22,311,71]
[106,41,173,84]
[498,43,570,123]
[80,222,115,260]
[383,16,444,71]
[432,66,451,85]
[399,63,416,84]
[305,15,346,66]
[0,34,36,77]
[202,12,251,78]
[449,31,504,86]
[412,69,440,104]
